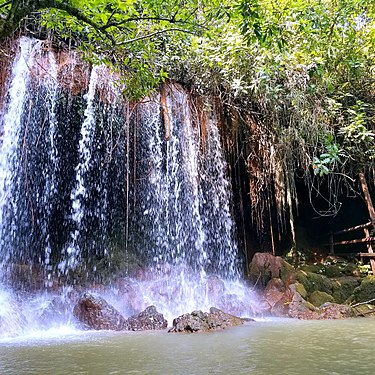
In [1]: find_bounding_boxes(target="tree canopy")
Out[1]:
[0,0,207,98]
[0,0,374,217]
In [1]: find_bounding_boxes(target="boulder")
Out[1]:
[332,277,360,304]
[73,293,127,331]
[318,303,355,319]
[38,296,74,327]
[288,287,318,319]
[308,291,335,307]
[296,270,334,295]
[352,276,375,303]
[169,307,247,333]
[248,252,295,288]
[261,278,288,315]
[206,275,225,303]
[116,278,144,314]
[125,306,167,331]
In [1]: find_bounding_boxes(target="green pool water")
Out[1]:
[1,318,374,375]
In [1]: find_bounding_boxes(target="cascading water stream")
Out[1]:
[60,66,101,275]
[41,49,59,284]
[0,40,259,339]
[0,38,44,337]
[0,37,41,278]
[131,85,252,322]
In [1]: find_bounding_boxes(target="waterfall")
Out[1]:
[130,85,247,321]
[0,38,257,338]
[0,38,42,279]
[41,49,59,284]
[135,85,240,278]
[59,66,101,275]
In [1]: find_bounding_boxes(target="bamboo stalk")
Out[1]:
[329,237,375,245]
[333,221,372,236]
[359,172,375,274]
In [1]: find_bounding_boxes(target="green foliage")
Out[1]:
[0,0,204,100]
[1,0,374,183]
[313,135,345,177]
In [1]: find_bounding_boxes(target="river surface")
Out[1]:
[0,318,374,374]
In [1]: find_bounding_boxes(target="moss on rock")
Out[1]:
[352,276,375,303]
[332,277,360,304]
[353,304,375,317]
[296,270,334,294]
[248,253,296,289]
[294,282,308,299]
[309,291,335,307]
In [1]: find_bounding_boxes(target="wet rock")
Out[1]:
[353,303,375,317]
[169,310,209,333]
[169,307,246,333]
[261,278,288,315]
[208,307,245,327]
[206,275,225,302]
[319,303,355,319]
[38,296,74,327]
[116,278,144,314]
[125,306,167,331]
[248,252,295,288]
[73,293,127,331]
[218,294,249,317]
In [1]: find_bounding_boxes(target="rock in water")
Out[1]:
[169,307,246,333]
[73,293,127,330]
[125,305,168,331]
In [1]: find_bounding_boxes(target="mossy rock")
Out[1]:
[304,300,318,311]
[296,270,334,294]
[340,263,359,276]
[352,276,375,303]
[248,253,296,289]
[280,260,296,283]
[294,282,308,299]
[331,277,360,304]
[353,304,375,317]
[301,264,326,274]
[308,291,335,307]
[323,265,343,278]
[301,263,356,278]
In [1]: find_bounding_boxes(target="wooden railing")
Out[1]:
[328,221,375,273]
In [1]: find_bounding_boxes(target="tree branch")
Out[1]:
[102,16,194,31]
[37,0,116,44]
[0,0,115,42]
[116,28,197,45]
